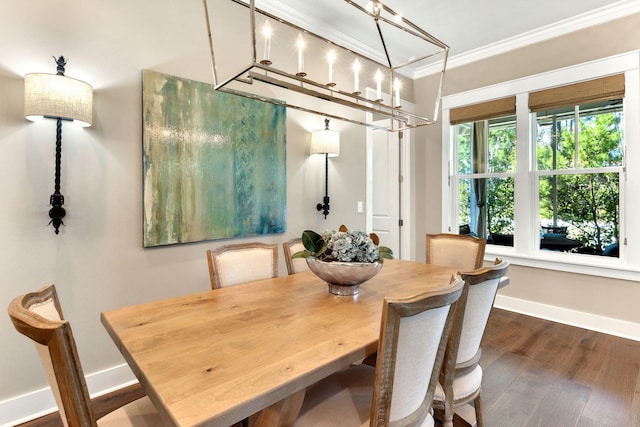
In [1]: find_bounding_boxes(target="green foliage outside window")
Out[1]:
[488,121,517,173]
[457,100,622,256]
[536,100,623,255]
[457,118,516,242]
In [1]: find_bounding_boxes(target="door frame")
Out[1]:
[365,88,415,260]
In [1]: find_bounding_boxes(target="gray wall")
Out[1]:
[0,0,368,403]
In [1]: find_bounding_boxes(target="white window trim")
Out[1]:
[441,50,640,281]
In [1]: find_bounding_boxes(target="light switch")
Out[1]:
[357,201,363,213]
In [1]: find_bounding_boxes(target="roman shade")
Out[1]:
[529,74,625,112]
[450,96,516,125]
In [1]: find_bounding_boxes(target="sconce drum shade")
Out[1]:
[24,73,93,127]
[310,128,340,157]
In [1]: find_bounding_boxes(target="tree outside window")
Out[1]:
[535,100,623,256]
[446,65,637,274]
[457,116,516,246]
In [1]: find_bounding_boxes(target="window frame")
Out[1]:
[532,102,624,257]
[441,51,640,281]
[453,118,517,241]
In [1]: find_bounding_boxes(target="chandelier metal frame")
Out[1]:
[203,0,449,131]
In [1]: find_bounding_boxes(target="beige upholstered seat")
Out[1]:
[426,233,486,271]
[207,242,278,289]
[293,277,464,427]
[7,285,164,427]
[283,238,310,275]
[433,259,510,427]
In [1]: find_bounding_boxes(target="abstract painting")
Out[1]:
[142,70,286,247]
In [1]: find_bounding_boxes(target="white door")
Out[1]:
[365,89,413,260]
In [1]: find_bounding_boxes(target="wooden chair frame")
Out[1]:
[8,285,149,427]
[282,237,306,275]
[371,278,464,426]
[426,233,486,271]
[206,242,278,289]
[433,259,509,427]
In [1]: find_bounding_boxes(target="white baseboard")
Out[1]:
[0,364,136,427]
[494,295,640,342]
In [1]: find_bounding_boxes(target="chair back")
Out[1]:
[371,277,464,426]
[443,259,509,382]
[207,242,278,289]
[8,285,95,427]
[282,238,309,275]
[426,233,486,271]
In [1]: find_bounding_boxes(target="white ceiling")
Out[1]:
[258,0,640,77]
[2,0,638,88]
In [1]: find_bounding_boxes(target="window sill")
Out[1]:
[485,245,640,282]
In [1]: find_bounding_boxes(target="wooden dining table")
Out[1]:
[100,259,457,427]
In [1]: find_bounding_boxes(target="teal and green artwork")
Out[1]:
[142,70,286,247]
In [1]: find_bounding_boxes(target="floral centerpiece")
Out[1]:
[293,226,393,295]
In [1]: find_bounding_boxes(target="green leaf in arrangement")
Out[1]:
[301,230,322,251]
[291,250,309,259]
[378,246,394,260]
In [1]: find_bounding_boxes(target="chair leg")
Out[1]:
[474,389,484,427]
[443,401,454,427]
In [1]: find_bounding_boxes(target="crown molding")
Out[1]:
[414,0,640,79]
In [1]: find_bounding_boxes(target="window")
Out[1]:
[454,115,516,247]
[441,53,640,278]
[452,80,623,254]
[534,100,623,257]
[530,74,624,257]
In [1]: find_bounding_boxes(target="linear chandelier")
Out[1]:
[203,0,448,131]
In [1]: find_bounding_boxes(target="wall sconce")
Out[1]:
[24,56,93,234]
[311,119,340,219]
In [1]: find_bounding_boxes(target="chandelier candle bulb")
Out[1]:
[375,68,383,101]
[353,58,361,94]
[296,34,306,76]
[327,49,336,86]
[394,78,401,107]
[261,20,272,65]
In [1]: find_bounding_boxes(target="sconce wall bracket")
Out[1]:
[316,153,331,218]
[49,117,66,234]
[311,119,339,219]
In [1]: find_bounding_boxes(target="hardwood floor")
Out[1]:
[462,308,640,427]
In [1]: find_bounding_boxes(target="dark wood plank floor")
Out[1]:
[464,308,640,427]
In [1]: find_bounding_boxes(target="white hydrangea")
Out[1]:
[321,230,379,263]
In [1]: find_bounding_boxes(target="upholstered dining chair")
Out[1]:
[426,233,486,271]
[206,242,278,289]
[433,258,510,427]
[283,238,310,275]
[8,284,163,426]
[292,277,464,427]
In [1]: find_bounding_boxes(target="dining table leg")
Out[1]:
[250,389,306,427]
